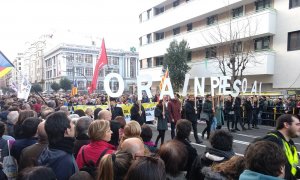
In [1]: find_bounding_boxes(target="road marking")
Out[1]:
[235,133,259,138]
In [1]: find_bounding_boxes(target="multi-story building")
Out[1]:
[139,0,300,94]
[44,43,139,94]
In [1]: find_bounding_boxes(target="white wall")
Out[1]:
[273,0,300,89]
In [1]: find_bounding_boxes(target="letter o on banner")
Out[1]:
[241,78,247,93]
[104,73,124,97]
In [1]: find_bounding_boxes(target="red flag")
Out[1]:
[88,39,108,93]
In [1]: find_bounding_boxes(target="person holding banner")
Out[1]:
[184,95,202,144]
[168,93,182,139]
[130,97,146,126]
[224,95,235,132]
[109,97,124,120]
[234,95,246,131]
[201,94,214,140]
[154,100,168,147]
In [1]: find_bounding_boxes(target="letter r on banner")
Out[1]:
[137,75,153,100]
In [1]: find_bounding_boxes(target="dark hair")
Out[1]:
[244,141,286,177]
[0,121,5,137]
[276,114,298,130]
[175,119,192,139]
[70,171,94,180]
[210,130,233,151]
[94,108,102,120]
[115,116,126,128]
[45,111,71,145]
[22,117,42,138]
[140,124,153,142]
[74,109,86,117]
[125,155,166,180]
[17,166,56,180]
[158,140,188,176]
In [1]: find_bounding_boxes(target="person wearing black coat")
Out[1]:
[224,96,235,132]
[243,97,253,130]
[184,95,202,144]
[130,100,146,126]
[201,95,214,140]
[109,98,124,120]
[234,96,246,131]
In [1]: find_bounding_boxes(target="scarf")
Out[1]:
[49,137,75,154]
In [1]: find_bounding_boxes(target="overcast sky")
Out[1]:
[0,0,154,60]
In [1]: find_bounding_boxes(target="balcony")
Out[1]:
[139,9,276,59]
[188,51,275,78]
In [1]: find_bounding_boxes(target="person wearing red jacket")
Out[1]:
[168,93,182,139]
[76,120,116,170]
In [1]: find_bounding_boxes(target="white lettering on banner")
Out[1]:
[194,77,205,97]
[251,81,257,95]
[159,78,174,100]
[210,77,220,95]
[232,79,241,97]
[241,78,247,94]
[219,76,231,95]
[104,73,124,97]
[182,74,190,97]
[102,73,262,97]
[137,75,153,101]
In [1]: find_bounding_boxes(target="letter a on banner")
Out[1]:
[159,78,174,100]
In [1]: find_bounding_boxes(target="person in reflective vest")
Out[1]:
[263,114,300,180]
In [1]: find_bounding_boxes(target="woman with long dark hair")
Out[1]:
[154,100,168,147]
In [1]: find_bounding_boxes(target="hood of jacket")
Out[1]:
[203,147,235,162]
[240,170,284,180]
[38,147,69,166]
[201,167,227,180]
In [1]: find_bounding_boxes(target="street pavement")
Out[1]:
[149,121,300,156]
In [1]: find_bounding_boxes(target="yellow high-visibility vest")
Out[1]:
[269,133,299,176]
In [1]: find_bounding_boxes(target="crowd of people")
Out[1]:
[0,92,299,180]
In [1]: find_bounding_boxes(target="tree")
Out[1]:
[163,40,191,92]
[59,78,72,92]
[202,11,259,85]
[51,82,60,92]
[31,83,43,92]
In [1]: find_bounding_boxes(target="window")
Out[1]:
[231,42,243,54]
[254,36,270,50]
[155,57,164,66]
[85,68,93,76]
[173,0,179,7]
[18,67,21,70]
[187,23,193,31]
[140,61,143,69]
[18,62,21,65]
[205,47,217,58]
[76,54,84,63]
[139,37,142,46]
[173,27,180,35]
[232,6,243,18]
[67,69,73,76]
[187,52,192,61]
[130,58,136,78]
[147,9,151,19]
[290,0,300,9]
[147,34,152,43]
[76,67,84,76]
[53,69,56,77]
[207,15,217,25]
[99,69,105,77]
[85,54,93,63]
[255,0,271,11]
[147,58,152,68]
[78,81,84,90]
[113,57,119,65]
[288,31,300,51]
[155,7,164,15]
[156,32,164,41]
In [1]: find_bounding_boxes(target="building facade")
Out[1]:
[44,43,139,94]
[138,0,300,94]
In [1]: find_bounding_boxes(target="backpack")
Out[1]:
[79,146,108,178]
